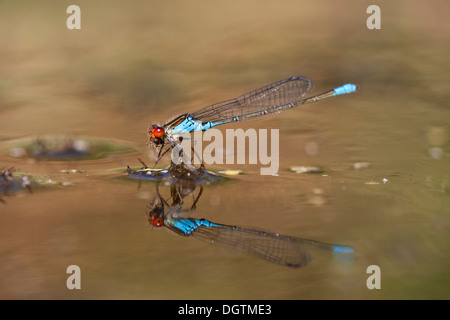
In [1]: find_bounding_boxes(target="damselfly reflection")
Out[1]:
[145,167,353,268]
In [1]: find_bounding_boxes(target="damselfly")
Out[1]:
[148,76,358,163]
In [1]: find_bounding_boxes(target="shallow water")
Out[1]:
[0,1,449,299]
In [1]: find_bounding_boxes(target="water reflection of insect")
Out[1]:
[148,76,358,164]
[147,178,204,229]
[146,168,354,268]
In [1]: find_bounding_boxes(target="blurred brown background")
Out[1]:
[0,0,449,300]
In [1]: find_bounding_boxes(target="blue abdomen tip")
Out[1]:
[333,246,354,253]
[334,84,358,95]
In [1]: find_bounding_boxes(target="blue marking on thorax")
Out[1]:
[170,117,225,134]
[333,84,358,96]
[170,117,197,134]
[172,218,222,235]
[170,117,213,134]
[172,219,196,235]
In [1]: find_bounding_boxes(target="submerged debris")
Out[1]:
[126,159,226,185]
[5,135,134,161]
[290,166,324,174]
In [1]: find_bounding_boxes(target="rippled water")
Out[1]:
[1,1,449,299]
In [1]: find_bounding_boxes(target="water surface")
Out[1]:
[0,1,449,299]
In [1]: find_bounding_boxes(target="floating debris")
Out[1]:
[428,147,443,160]
[127,166,172,180]
[60,169,87,174]
[364,178,389,185]
[352,162,371,170]
[290,166,323,174]
[306,188,327,206]
[126,160,226,185]
[9,147,26,158]
[217,170,243,176]
[306,194,327,206]
[0,167,33,199]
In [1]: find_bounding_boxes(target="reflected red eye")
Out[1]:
[150,217,164,227]
[153,127,165,138]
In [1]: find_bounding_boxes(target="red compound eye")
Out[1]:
[150,217,164,227]
[153,127,165,138]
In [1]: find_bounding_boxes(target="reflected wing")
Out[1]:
[165,217,353,268]
[191,224,312,268]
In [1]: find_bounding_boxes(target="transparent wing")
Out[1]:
[191,76,314,124]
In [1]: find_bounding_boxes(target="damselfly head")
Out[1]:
[149,125,165,138]
[148,125,165,149]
